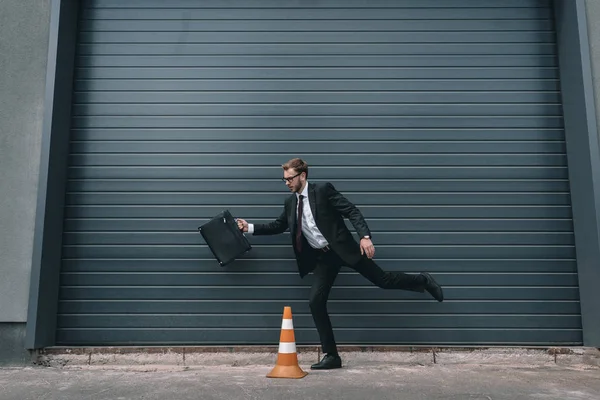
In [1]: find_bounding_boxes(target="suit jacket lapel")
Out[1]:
[308,182,317,222]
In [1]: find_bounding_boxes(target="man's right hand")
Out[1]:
[237,218,249,232]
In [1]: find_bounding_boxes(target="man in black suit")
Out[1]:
[236,158,443,370]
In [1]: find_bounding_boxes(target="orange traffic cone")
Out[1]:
[266,306,308,379]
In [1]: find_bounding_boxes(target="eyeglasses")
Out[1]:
[281,172,302,183]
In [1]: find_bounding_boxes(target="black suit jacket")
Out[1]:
[252,182,372,277]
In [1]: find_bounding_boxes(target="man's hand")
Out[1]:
[360,238,375,259]
[237,218,249,232]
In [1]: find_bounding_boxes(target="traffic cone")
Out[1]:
[266,306,308,379]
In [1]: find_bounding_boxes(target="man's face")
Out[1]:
[282,168,305,193]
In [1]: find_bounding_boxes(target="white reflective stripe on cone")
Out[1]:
[281,319,294,330]
[278,342,297,354]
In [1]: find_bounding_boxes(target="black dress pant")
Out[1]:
[309,249,425,355]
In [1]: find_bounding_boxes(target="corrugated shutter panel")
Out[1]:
[58,0,582,345]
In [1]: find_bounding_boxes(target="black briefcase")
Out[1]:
[198,209,251,266]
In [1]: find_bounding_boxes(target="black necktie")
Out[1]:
[296,195,304,252]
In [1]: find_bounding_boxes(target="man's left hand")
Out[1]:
[360,238,375,259]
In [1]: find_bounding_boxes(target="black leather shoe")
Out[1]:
[421,272,444,302]
[311,354,342,370]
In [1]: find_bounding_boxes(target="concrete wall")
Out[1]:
[0,0,51,364]
[586,0,600,141]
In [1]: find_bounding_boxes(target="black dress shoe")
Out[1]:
[311,354,342,370]
[421,272,444,302]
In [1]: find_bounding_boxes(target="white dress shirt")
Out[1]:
[247,182,329,249]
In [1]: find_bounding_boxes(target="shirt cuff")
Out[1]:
[247,224,254,234]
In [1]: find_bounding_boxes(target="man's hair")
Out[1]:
[282,158,308,178]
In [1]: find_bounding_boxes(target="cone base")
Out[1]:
[266,364,308,379]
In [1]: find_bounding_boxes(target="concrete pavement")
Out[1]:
[1,363,599,400]
[2,349,600,399]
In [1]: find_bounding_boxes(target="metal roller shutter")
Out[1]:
[58,0,582,345]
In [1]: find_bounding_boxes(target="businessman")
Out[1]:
[236,158,443,370]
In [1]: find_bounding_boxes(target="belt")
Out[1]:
[318,245,331,253]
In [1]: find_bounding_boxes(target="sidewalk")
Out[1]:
[1,357,599,400]
[1,347,598,399]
